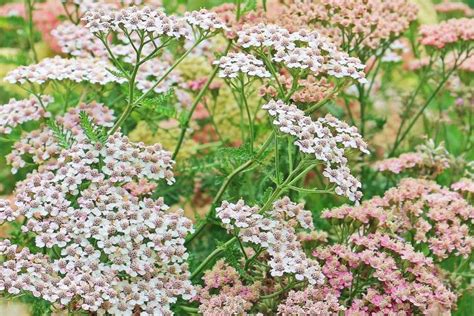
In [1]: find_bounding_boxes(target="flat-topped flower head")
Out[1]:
[52,22,106,58]
[82,6,192,39]
[197,259,260,315]
[420,18,474,49]
[0,133,194,314]
[216,197,325,285]
[214,52,270,79]
[0,96,52,134]
[263,99,369,201]
[4,56,125,85]
[314,233,457,314]
[185,9,228,32]
[6,102,115,173]
[270,0,418,50]
[236,23,367,84]
[383,178,474,259]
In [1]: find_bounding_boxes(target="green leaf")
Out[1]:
[242,0,257,13]
[46,119,75,149]
[79,111,108,144]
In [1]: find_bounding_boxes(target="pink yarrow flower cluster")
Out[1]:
[277,286,344,315]
[383,178,474,259]
[216,197,325,285]
[314,233,457,314]
[196,259,260,315]
[274,0,418,50]
[374,140,451,176]
[0,134,194,314]
[236,24,368,84]
[324,178,474,260]
[435,1,473,16]
[419,18,474,49]
[4,56,125,85]
[374,152,424,174]
[452,178,474,194]
[263,99,369,201]
[0,96,52,134]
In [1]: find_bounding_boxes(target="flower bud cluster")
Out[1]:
[263,99,369,201]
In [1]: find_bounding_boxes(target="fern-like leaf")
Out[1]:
[46,119,75,149]
[79,111,108,144]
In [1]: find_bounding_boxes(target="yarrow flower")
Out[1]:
[4,56,125,85]
[216,197,325,285]
[0,96,52,134]
[419,18,474,49]
[324,178,474,260]
[236,24,368,84]
[277,286,344,315]
[452,178,474,194]
[383,178,474,259]
[374,140,451,176]
[435,1,474,16]
[6,102,115,173]
[51,21,106,58]
[314,234,457,314]
[270,0,418,50]
[82,6,191,38]
[263,99,369,201]
[196,259,260,315]
[0,133,194,314]
[185,9,228,32]
[214,52,270,79]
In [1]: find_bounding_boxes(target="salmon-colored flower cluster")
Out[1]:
[420,18,474,49]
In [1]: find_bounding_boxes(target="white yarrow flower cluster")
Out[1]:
[0,134,194,314]
[135,59,181,94]
[237,24,367,84]
[52,22,106,58]
[185,9,228,32]
[214,52,271,79]
[4,56,125,85]
[216,198,324,285]
[263,99,369,201]
[6,102,114,174]
[82,6,191,39]
[0,96,52,134]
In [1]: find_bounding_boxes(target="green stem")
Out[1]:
[190,236,237,280]
[172,40,232,159]
[25,0,38,63]
[389,70,454,156]
[185,134,274,246]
